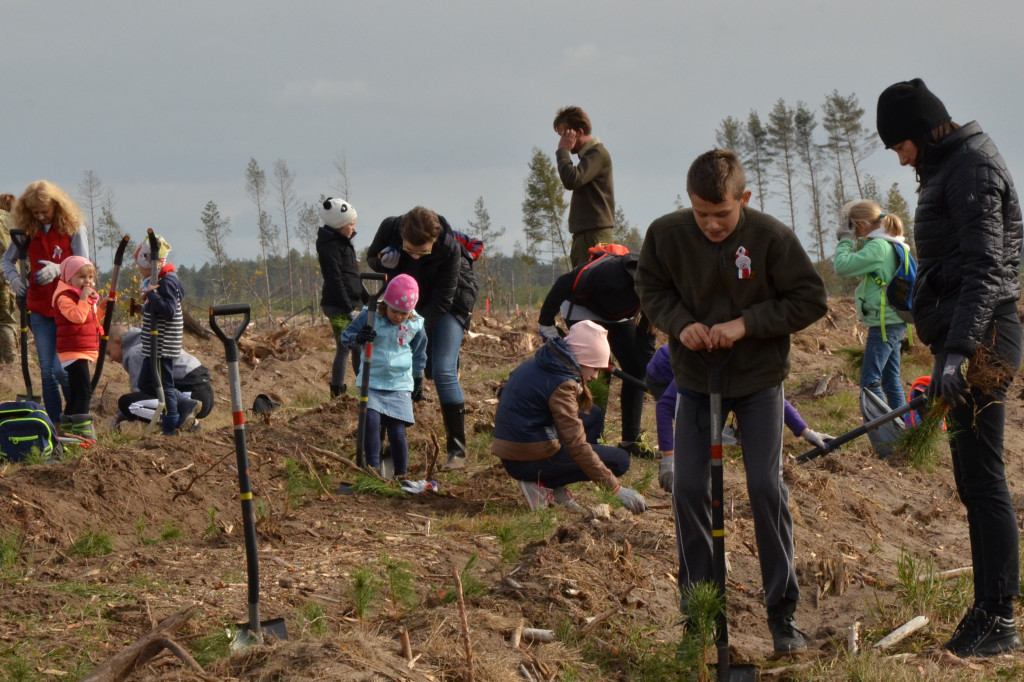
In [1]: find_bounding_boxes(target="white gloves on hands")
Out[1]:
[35,260,59,285]
[378,246,400,269]
[538,324,560,341]
[614,485,648,513]
[658,454,674,492]
[802,428,834,450]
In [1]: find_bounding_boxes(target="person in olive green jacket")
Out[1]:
[636,149,827,655]
[0,193,17,364]
[833,198,909,411]
[553,106,614,267]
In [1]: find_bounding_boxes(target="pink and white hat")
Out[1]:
[382,274,419,312]
[59,255,92,284]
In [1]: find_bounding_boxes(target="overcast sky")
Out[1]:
[5,1,1024,271]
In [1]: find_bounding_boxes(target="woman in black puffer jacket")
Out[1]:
[877,78,1023,658]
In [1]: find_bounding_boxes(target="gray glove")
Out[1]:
[614,485,648,513]
[836,229,854,242]
[939,352,970,408]
[658,455,674,493]
[538,324,560,341]
[35,260,59,285]
[802,429,834,450]
[10,276,28,297]
[378,246,400,269]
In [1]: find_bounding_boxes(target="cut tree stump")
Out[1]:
[81,604,214,682]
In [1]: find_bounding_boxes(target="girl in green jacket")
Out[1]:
[833,199,908,411]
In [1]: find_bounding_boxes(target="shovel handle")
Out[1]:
[796,393,929,463]
[209,304,252,351]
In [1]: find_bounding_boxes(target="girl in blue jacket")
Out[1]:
[342,274,427,476]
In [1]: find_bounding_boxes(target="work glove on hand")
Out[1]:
[355,326,377,344]
[10,277,27,297]
[836,226,854,242]
[938,352,970,409]
[614,485,648,513]
[35,260,59,285]
[412,377,425,402]
[658,454,674,493]
[348,309,359,321]
[378,246,400,269]
[538,324,560,341]
[802,429,834,450]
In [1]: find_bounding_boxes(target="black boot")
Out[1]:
[440,402,467,470]
[330,384,346,398]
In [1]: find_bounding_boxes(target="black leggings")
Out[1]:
[64,359,92,416]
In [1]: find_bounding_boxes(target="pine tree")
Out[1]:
[198,201,232,300]
[715,116,746,152]
[794,102,827,260]
[612,205,643,253]
[884,183,915,251]
[272,159,298,313]
[78,170,103,267]
[744,110,772,211]
[245,158,277,307]
[766,98,799,233]
[467,196,506,305]
[521,148,569,280]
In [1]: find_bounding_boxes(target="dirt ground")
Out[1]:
[2,299,1024,680]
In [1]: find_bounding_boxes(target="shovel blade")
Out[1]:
[230,618,288,651]
[711,662,759,681]
[380,454,394,480]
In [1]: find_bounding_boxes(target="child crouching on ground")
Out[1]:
[341,274,427,477]
[52,256,109,439]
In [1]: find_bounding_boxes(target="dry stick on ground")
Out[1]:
[80,605,214,682]
[172,450,234,501]
[873,615,929,651]
[294,445,332,496]
[424,431,442,480]
[308,444,387,482]
[400,628,413,661]
[919,566,973,583]
[453,565,475,682]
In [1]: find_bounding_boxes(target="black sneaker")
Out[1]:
[768,613,807,654]
[947,608,1023,657]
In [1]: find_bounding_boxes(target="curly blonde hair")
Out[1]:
[13,180,84,238]
[843,199,903,238]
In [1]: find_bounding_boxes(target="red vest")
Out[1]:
[54,287,101,355]
[26,228,74,316]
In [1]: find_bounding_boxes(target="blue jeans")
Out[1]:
[861,324,906,411]
[30,313,68,423]
[428,313,465,405]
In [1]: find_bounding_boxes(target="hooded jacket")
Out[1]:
[912,121,1023,354]
[366,214,478,330]
[341,308,426,391]
[316,226,365,314]
[491,338,620,491]
[833,230,906,328]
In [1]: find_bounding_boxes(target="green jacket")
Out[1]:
[556,138,614,235]
[636,207,827,398]
[833,236,902,328]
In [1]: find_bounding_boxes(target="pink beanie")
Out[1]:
[382,274,419,312]
[564,320,610,368]
[59,256,92,284]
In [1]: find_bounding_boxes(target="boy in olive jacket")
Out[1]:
[636,149,827,655]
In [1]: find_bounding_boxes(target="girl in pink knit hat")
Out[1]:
[341,274,427,477]
[51,255,109,440]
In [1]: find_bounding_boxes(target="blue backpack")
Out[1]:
[0,401,60,463]
[870,241,916,324]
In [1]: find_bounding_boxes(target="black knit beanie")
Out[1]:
[876,78,951,149]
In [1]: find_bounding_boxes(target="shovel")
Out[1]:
[209,303,288,648]
[9,229,38,403]
[144,230,166,435]
[796,393,927,464]
[338,273,388,493]
[697,353,758,682]
[91,234,131,391]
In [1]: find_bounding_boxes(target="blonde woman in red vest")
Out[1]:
[1,181,89,423]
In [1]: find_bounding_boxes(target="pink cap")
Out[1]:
[59,256,92,284]
[564,320,610,368]
[382,274,419,312]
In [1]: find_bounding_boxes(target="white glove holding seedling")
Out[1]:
[614,485,648,513]
[802,428,833,450]
[35,260,59,285]
[658,454,674,492]
[378,246,400,269]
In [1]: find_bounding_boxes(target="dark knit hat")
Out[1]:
[876,78,951,149]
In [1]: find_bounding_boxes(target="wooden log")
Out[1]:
[81,605,208,682]
[521,628,555,643]
[873,615,929,651]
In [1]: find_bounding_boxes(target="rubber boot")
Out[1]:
[58,415,72,437]
[330,384,346,398]
[440,402,467,470]
[69,414,96,441]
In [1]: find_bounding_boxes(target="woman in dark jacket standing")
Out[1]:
[877,78,1023,658]
[366,206,478,469]
[317,198,366,398]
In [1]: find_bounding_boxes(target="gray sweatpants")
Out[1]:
[672,383,799,611]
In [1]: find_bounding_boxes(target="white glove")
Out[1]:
[35,260,59,285]
[10,276,27,297]
[538,324,560,341]
[802,428,833,450]
[614,485,648,513]
[400,480,437,495]
[378,246,400,269]
[658,454,674,492]
[348,310,359,320]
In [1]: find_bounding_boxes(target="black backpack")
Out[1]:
[567,244,641,320]
[0,401,61,463]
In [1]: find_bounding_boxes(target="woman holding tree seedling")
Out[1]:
[877,78,1023,657]
[366,206,478,470]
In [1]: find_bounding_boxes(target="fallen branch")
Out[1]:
[172,450,233,501]
[919,566,972,583]
[454,566,475,682]
[848,620,860,654]
[873,615,929,651]
[81,605,207,682]
[580,605,619,636]
[521,628,555,643]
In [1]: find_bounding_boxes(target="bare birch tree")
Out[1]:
[271,159,298,313]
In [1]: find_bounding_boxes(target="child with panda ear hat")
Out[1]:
[317,198,368,399]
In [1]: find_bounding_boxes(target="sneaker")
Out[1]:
[442,453,467,470]
[551,486,583,511]
[946,608,1023,657]
[768,613,807,654]
[519,480,552,511]
[178,399,201,433]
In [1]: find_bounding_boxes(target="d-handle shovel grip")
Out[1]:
[796,393,928,464]
[210,304,251,362]
[9,228,29,255]
[360,272,387,281]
